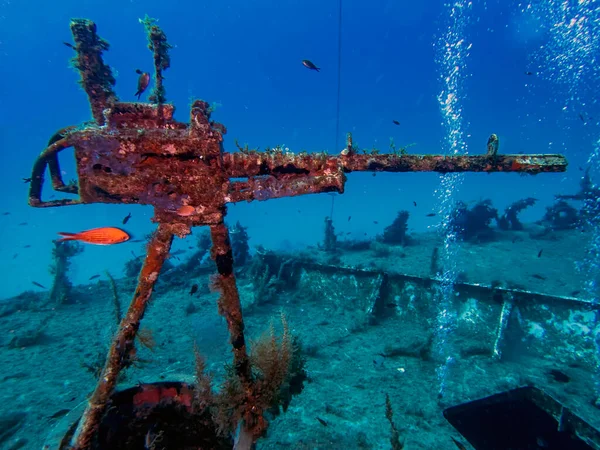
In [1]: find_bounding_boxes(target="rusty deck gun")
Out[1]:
[28,17,568,450]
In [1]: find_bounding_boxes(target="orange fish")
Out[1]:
[134,69,150,100]
[57,227,130,245]
[176,205,196,217]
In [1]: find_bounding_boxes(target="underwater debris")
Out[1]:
[178,231,212,275]
[230,221,250,266]
[27,17,568,449]
[430,247,440,277]
[124,255,143,278]
[384,394,404,450]
[7,313,53,349]
[370,241,391,258]
[243,250,298,308]
[105,271,121,324]
[380,210,411,245]
[539,199,580,231]
[450,199,499,241]
[323,217,337,252]
[548,368,571,383]
[497,197,537,231]
[48,240,84,305]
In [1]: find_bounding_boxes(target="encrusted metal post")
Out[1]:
[209,223,267,438]
[68,19,117,125]
[69,224,175,449]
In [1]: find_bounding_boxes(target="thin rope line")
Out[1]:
[334,0,342,152]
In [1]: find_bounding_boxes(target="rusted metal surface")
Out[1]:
[28,18,569,450]
[69,19,118,124]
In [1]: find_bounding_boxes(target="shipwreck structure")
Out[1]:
[28,17,569,450]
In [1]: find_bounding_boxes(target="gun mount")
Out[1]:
[30,17,568,450]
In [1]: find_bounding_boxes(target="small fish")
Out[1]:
[413,201,417,207]
[23,245,31,248]
[22,177,32,183]
[579,113,586,123]
[18,222,27,226]
[392,120,400,125]
[134,69,150,100]
[63,41,75,49]
[537,249,543,258]
[176,205,196,217]
[373,221,378,224]
[302,59,320,72]
[348,216,351,221]
[57,227,130,245]
[525,71,533,76]
[89,274,100,280]
[426,213,436,217]
[190,284,198,295]
[32,281,47,289]
[548,369,570,383]
[123,213,132,224]
[316,417,328,427]
[451,437,467,450]
[570,290,581,297]
[130,239,144,243]
[531,274,546,280]
[2,212,10,215]
[12,253,18,259]
[49,408,71,419]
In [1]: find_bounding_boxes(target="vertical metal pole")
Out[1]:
[209,222,266,438]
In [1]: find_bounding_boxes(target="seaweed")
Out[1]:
[192,314,306,440]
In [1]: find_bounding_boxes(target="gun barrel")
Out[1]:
[223,152,567,178]
[339,153,568,174]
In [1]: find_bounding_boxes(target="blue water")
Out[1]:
[1,0,600,448]
[0,0,596,298]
